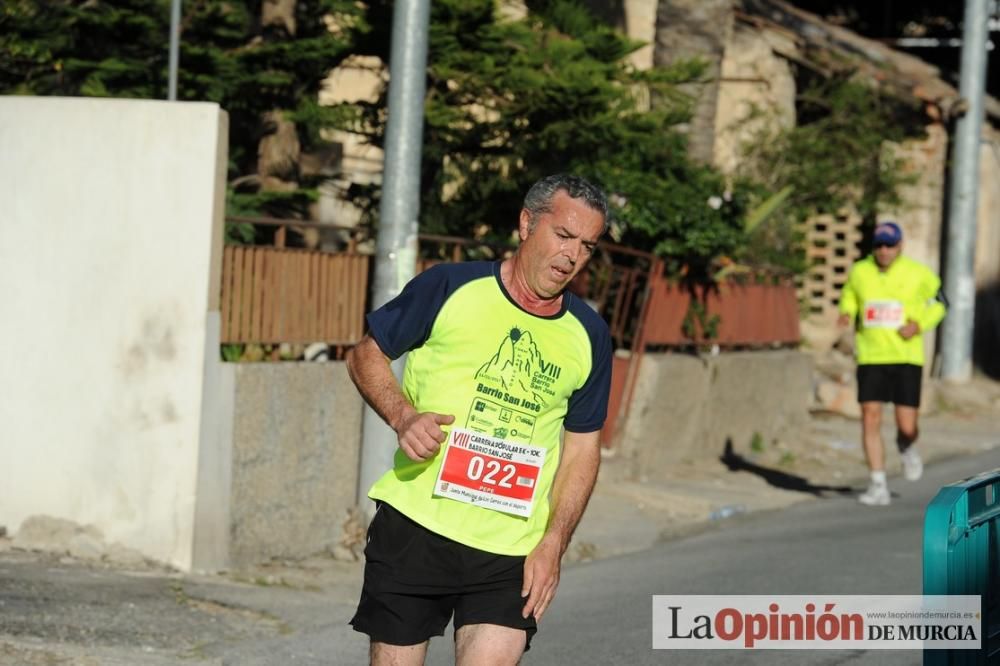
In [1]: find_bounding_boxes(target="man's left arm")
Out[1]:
[915,269,946,333]
[521,429,601,622]
[901,269,947,339]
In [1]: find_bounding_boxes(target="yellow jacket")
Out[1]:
[839,255,946,366]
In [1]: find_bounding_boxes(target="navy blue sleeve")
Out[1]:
[563,297,613,433]
[365,262,492,360]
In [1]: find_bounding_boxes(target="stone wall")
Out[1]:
[883,125,949,274]
[712,23,797,177]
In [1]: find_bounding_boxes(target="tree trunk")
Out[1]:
[257,109,301,189]
[653,0,734,165]
[255,0,302,226]
[262,0,297,36]
[257,0,299,193]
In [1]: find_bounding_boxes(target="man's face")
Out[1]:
[517,190,605,299]
[873,240,902,269]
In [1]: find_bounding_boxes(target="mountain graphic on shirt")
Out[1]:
[475,327,546,405]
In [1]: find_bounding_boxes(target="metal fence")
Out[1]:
[219,217,800,355]
[219,216,802,446]
[219,218,664,352]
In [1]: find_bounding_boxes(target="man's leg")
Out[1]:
[894,405,919,449]
[860,401,885,472]
[370,641,428,666]
[858,401,890,505]
[351,505,454,663]
[895,404,922,481]
[455,624,526,666]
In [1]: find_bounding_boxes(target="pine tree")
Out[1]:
[342,0,751,276]
[3,0,756,274]
[1,0,366,221]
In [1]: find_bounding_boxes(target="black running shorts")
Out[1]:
[856,363,923,407]
[349,502,537,649]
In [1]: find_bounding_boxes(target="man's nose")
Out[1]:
[564,241,581,265]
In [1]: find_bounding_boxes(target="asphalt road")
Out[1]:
[1,448,995,665]
[516,448,999,666]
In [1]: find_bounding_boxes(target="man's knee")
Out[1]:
[894,406,919,448]
[861,402,882,427]
[370,640,428,666]
[455,624,527,666]
[896,427,918,451]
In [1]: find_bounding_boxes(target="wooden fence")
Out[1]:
[221,245,369,345]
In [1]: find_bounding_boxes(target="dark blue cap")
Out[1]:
[874,221,902,246]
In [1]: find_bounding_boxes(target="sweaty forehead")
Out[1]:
[549,194,604,232]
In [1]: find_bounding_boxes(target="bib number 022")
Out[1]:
[434,428,545,518]
[467,456,516,488]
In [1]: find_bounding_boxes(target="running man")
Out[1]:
[838,221,947,506]
[346,174,612,664]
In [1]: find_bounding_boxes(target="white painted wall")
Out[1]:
[0,97,232,571]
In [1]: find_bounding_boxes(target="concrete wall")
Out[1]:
[317,55,385,231]
[222,352,813,562]
[229,363,363,566]
[623,0,656,71]
[974,129,1000,376]
[0,97,232,572]
[882,124,949,274]
[713,23,797,177]
[977,129,1000,290]
[619,351,813,477]
[880,124,950,371]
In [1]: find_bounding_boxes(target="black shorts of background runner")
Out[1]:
[350,502,537,649]
[856,363,922,407]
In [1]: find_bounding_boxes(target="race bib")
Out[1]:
[434,428,546,518]
[862,300,904,328]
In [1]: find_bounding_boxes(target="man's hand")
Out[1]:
[395,410,454,461]
[521,534,563,622]
[520,429,600,622]
[836,313,852,328]
[898,319,920,340]
[346,335,455,462]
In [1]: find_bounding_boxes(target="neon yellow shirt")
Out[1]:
[365,262,612,556]
[839,255,946,366]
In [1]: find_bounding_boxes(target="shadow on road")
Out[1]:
[720,439,855,497]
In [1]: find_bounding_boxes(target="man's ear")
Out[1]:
[518,209,532,242]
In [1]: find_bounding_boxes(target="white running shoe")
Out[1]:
[901,448,923,481]
[858,483,891,506]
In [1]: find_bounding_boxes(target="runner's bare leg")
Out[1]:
[370,640,428,666]
[894,405,919,451]
[455,623,526,666]
[860,401,885,471]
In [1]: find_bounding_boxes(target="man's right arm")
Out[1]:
[346,334,453,461]
[837,267,859,327]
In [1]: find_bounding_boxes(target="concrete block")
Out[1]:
[229,362,363,566]
[620,351,814,477]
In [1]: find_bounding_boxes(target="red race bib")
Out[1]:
[863,300,904,329]
[434,428,546,517]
